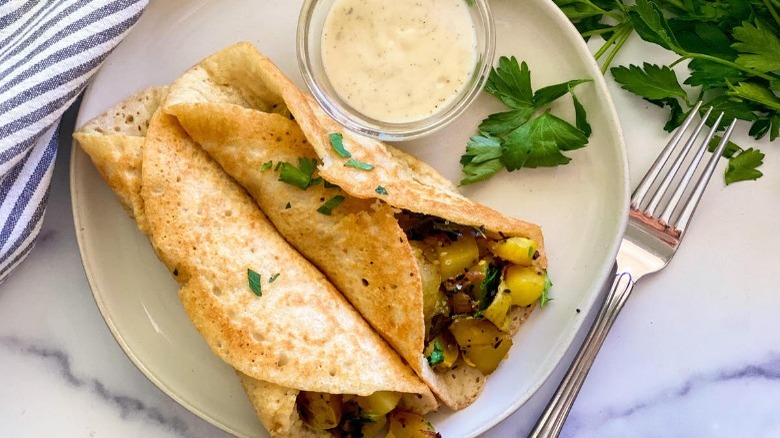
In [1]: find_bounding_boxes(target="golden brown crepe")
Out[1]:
[74,88,437,437]
[162,43,547,409]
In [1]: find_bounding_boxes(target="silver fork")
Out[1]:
[530,102,737,437]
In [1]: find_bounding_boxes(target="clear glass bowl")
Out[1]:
[297,0,496,141]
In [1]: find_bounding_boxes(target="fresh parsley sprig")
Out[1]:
[554,0,778,184]
[460,56,592,185]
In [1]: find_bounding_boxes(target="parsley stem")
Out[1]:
[682,51,777,82]
[581,26,621,38]
[593,25,630,61]
[601,27,632,74]
[668,56,687,68]
[763,0,780,29]
[610,0,627,14]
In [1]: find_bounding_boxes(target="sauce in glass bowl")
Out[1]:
[321,0,477,124]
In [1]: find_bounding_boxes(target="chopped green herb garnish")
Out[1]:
[261,160,272,172]
[274,161,283,171]
[317,195,346,215]
[427,341,444,367]
[297,157,317,176]
[248,269,262,297]
[540,273,553,308]
[329,132,351,158]
[278,162,311,190]
[309,177,323,186]
[375,185,388,195]
[344,159,374,171]
[278,157,319,190]
[479,263,502,310]
[269,273,280,283]
[285,202,291,209]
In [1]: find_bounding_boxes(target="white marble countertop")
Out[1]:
[1,31,779,437]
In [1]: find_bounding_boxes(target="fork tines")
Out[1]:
[629,102,737,238]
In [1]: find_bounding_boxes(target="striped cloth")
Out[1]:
[0,0,147,284]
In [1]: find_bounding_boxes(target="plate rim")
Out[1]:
[69,0,630,435]
[473,0,630,434]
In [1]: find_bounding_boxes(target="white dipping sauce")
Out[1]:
[321,0,478,124]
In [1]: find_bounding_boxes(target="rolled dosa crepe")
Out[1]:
[163,43,548,409]
[74,89,437,437]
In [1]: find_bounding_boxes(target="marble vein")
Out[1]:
[0,335,189,436]
[566,354,780,433]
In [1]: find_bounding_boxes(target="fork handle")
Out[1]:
[530,271,635,438]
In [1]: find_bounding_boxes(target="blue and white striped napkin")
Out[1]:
[0,0,147,284]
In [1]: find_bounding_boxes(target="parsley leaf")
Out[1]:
[725,148,764,185]
[571,89,592,137]
[485,56,533,109]
[329,132,351,158]
[427,341,444,367]
[344,159,374,170]
[611,63,690,104]
[533,79,592,107]
[479,263,502,310]
[732,19,780,73]
[727,82,780,112]
[248,269,262,296]
[278,158,318,190]
[269,273,280,283]
[375,185,388,195]
[478,108,535,135]
[459,135,504,185]
[703,95,758,129]
[684,59,746,90]
[317,195,346,215]
[708,135,742,159]
[627,0,681,51]
[261,161,272,172]
[540,273,553,308]
[502,111,588,169]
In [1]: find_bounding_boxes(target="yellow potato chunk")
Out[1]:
[490,237,537,266]
[464,340,513,375]
[503,266,546,306]
[483,290,512,332]
[297,391,343,430]
[357,391,402,416]
[437,234,479,279]
[448,318,513,375]
[386,410,438,438]
[362,414,387,437]
[423,335,460,370]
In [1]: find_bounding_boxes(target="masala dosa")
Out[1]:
[74,88,437,437]
[163,43,548,409]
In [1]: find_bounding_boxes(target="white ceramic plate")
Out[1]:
[70,0,629,436]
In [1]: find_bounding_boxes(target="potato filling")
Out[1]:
[296,391,439,437]
[398,212,549,376]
